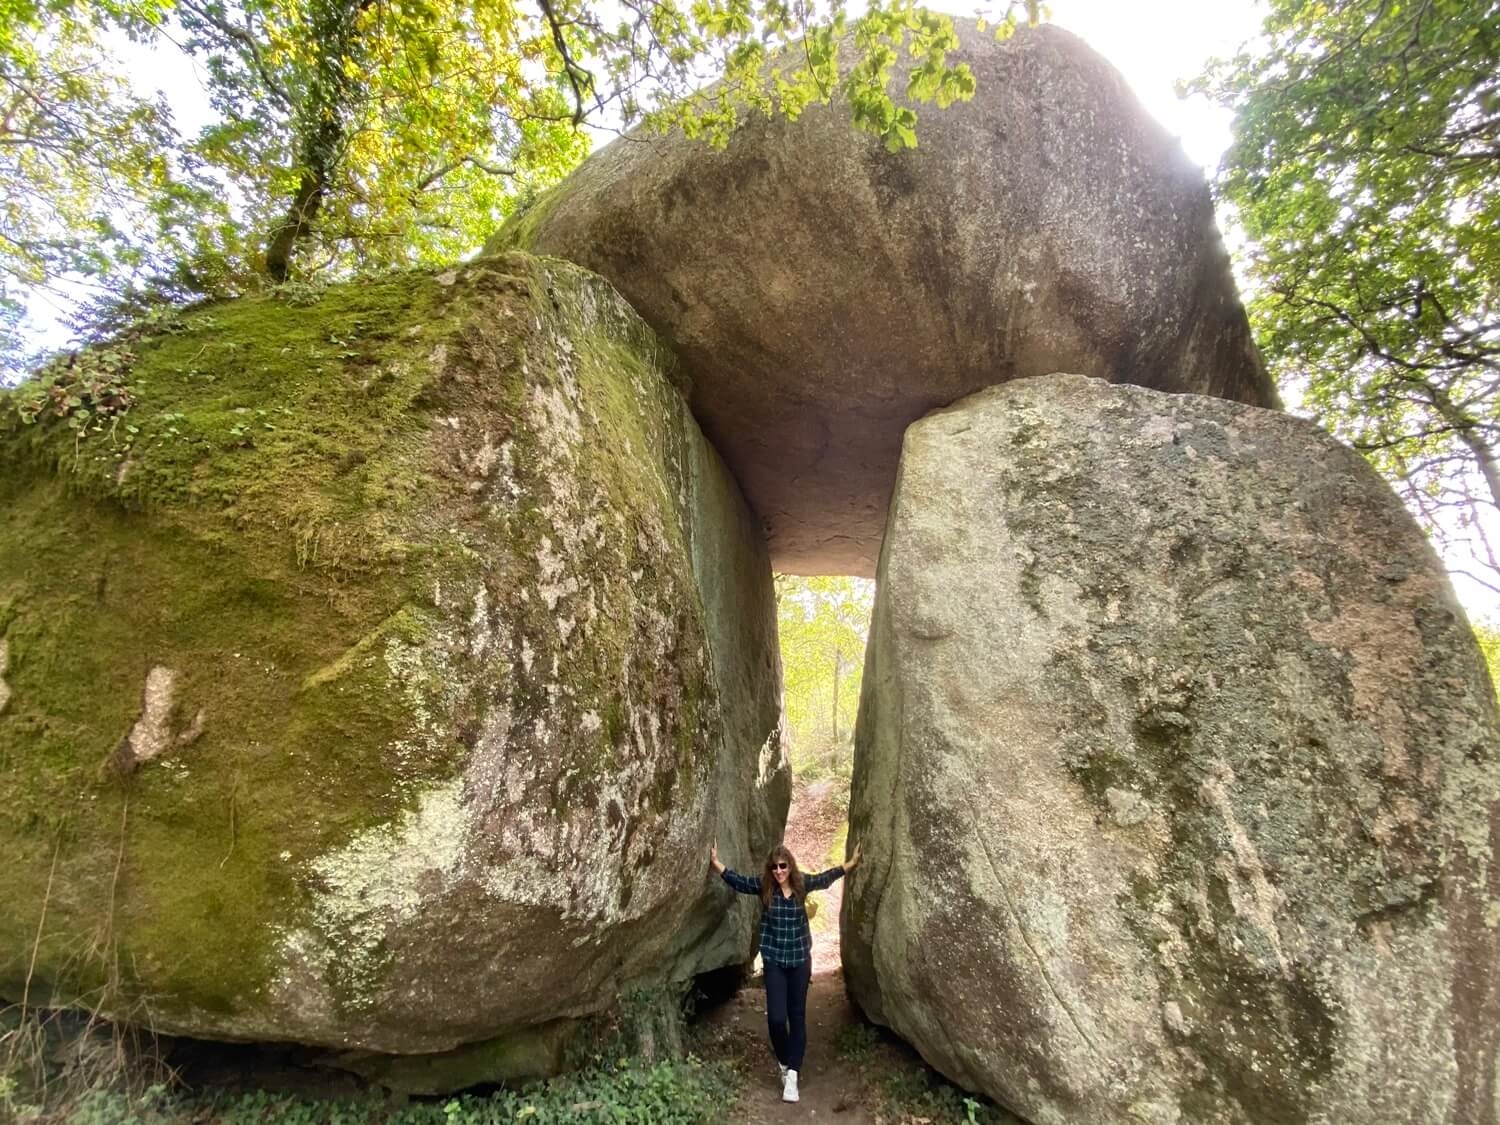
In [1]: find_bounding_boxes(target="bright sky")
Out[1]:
[30,0,1500,624]
[1018,0,1266,173]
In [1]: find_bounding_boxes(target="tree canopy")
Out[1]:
[0,0,1040,376]
[0,1,187,361]
[1194,0,1500,596]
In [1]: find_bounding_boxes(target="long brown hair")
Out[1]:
[760,844,805,910]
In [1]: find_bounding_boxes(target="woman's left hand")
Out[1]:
[846,841,862,871]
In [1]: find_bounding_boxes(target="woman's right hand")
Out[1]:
[710,841,725,874]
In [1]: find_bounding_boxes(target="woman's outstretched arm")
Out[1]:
[711,840,761,894]
[805,841,862,891]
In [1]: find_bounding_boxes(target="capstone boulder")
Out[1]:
[842,374,1500,1124]
[0,253,788,1084]
[490,22,1278,576]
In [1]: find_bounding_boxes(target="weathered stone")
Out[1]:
[0,253,788,1078]
[843,374,1500,1124]
[489,22,1277,576]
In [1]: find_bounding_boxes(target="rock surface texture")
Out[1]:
[0,253,788,1083]
[842,374,1500,1124]
[489,22,1277,576]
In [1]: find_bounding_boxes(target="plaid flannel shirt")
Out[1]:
[721,866,845,968]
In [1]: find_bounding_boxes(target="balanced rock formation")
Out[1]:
[489,22,1278,576]
[842,374,1500,1124]
[0,253,788,1085]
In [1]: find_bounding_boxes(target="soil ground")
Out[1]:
[703,969,877,1123]
[780,777,848,970]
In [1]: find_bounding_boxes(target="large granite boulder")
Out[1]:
[842,374,1500,1124]
[0,253,788,1084]
[488,22,1277,576]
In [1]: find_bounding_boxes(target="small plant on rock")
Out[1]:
[13,346,136,434]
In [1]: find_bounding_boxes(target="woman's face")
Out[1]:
[771,856,791,885]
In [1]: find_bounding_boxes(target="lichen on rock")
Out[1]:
[0,252,788,1074]
[843,373,1500,1125]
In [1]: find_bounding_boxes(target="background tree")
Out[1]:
[776,575,872,777]
[0,0,212,378]
[1,0,1041,372]
[1193,0,1499,595]
[172,0,588,285]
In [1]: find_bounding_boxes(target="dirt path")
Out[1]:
[707,967,877,1123]
[781,777,847,970]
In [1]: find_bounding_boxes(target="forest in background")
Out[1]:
[776,576,873,780]
[1193,0,1499,615]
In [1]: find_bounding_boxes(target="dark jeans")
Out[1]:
[764,959,812,1071]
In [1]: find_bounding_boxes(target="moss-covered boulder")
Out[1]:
[843,374,1500,1124]
[0,253,789,1077]
[487,22,1277,577]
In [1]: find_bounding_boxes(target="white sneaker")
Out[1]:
[782,1068,799,1103]
[778,1062,788,1082]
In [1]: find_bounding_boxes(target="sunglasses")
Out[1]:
[771,862,789,871]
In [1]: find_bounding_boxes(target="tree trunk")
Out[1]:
[832,653,841,743]
[262,0,374,283]
[265,163,329,283]
[1423,376,1500,511]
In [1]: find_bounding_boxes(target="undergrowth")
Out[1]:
[1,1003,176,1125]
[1,1034,736,1124]
[834,1021,878,1063]
[786,734,854,788]
[831,1017,1025,1125]
[878,1068,1022,1125]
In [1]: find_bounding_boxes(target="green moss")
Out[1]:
[0,269,485,1019]
[481,185,570,257]
[0,266,492,1011]
[300,604,437,693]
[0,252,725,1048]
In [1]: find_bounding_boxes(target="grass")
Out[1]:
[1,1002,176,1125]
[833,1021,878,1063]
[878,1067,1021,1125]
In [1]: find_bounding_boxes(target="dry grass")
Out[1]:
[1,800,177,1122]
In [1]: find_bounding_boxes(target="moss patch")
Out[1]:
[0,253,723,1049]
[0,269,473,1019]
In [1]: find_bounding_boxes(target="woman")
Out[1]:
[710,838,862,1103]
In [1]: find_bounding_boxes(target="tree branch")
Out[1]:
[176,0,294,111]
[535,0,595,125]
